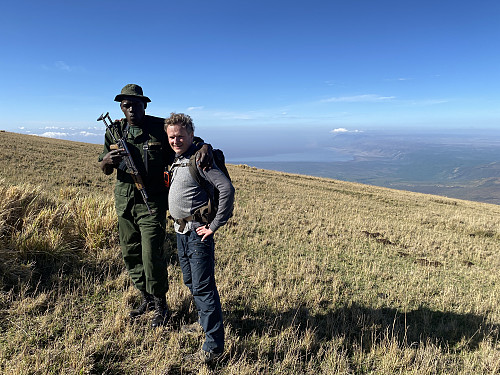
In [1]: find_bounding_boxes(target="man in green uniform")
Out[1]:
[98,84,211,328]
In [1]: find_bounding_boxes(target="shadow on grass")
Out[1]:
[225,301,499,354]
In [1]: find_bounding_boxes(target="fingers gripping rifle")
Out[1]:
[98,112,156,215]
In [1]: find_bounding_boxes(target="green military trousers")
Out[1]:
[116,191,169,296]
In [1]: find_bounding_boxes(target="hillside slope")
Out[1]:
[0,131,499,374]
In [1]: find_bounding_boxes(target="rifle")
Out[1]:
[97,112,156,215]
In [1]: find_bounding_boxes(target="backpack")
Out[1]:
[187,149,233,222]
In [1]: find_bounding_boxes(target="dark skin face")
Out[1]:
[100,97,147,174]
[120,97,146,126]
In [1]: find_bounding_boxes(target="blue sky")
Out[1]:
[1,1,499,159]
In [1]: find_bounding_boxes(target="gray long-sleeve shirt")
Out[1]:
[168,145,235,234]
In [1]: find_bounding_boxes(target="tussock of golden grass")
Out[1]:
[0,181,121,294]
[68,194,117,251]
[0,133,499,374]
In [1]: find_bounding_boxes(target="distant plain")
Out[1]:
[230,129,500,205]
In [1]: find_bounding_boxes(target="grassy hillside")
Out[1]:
[0,131,112,195]
[0,131,499,374]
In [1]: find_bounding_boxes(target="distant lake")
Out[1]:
[229,151,500,206]
[226,160,364,181]
[228,149,353,163]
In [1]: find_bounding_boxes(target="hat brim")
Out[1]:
[114,94,151,103]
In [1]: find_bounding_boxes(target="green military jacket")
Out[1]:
[98,115,173,212]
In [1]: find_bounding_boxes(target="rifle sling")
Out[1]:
[143,143,149,173]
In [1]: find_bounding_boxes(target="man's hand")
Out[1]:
[195,144,213,171]
[196,225,213,242]
[100,149,126,175]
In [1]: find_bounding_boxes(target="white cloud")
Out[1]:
[330,128,363,133]
[212,111,256,120]
[79,131,101,137]
[48,60,84,73]
[322,94,395,103]
[410,99,449,106]
[386,77,413,81]
[187,106,205,111]
[232,114,254,120]
[55,61,72,71]
[38,132,69,139]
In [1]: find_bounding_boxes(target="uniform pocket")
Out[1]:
[114,184,132,216]
[147,142,163,165]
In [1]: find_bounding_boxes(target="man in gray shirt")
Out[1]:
[165,113,234,363]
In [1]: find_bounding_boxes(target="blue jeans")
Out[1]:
[177,230,224,353]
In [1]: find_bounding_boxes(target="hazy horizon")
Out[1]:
[9,125,499,163]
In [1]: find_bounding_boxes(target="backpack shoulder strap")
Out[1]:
[188,154,205,187]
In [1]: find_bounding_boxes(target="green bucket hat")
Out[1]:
[114,84,151,103]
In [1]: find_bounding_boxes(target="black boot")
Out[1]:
[151,295,170,328]
[130,291,154,319]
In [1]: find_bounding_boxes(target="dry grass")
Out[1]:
[0,132,498,374]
